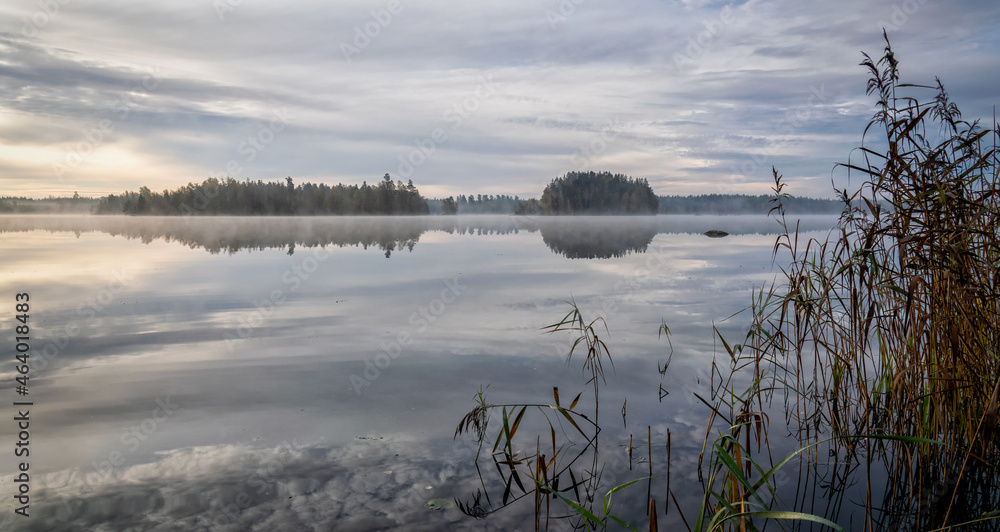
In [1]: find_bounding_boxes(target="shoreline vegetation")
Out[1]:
[4,172,846,216]
[453,35,1000,531]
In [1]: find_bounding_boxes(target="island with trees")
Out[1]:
[514,171,659,215]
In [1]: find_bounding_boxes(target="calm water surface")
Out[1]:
[0,214,840,531]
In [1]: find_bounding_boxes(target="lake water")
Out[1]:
[0,214,843,531]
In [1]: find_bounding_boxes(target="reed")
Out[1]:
[778,33,996,458]
[706,32,1000,530]
[454,302,637,530]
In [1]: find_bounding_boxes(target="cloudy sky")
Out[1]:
[1,0,998,200]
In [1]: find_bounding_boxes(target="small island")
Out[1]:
[514,171,658,215]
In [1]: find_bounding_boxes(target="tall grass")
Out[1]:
[707,33,1000,530]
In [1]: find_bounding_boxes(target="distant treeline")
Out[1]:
[0,197,36,213]
[0,194,95,213]
[657,194,845,214]
[514,171,659,215]
[94,175,429,215]
[434,194,526,215]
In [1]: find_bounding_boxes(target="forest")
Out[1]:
[94,175,429,215]
[515,171,659,215]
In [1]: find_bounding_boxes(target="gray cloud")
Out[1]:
[1,0,997,199]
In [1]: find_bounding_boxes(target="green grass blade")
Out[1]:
[739,510,845,531]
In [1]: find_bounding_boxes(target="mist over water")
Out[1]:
[0,214,835,256]
[0,214,839,531]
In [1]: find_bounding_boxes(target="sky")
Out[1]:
[0,0,997,200]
